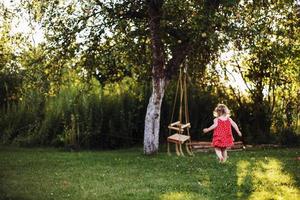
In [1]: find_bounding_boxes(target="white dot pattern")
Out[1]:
[212,118,234,148]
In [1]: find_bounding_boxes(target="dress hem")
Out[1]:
[211,143,234,148]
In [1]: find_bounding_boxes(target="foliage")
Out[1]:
[23,0,244,82]
[0,73,150,149]
[219,0,300,142]
[0,1,299,148]
[0,3,23,107]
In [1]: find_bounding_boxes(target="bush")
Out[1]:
[279,128,300,146]
[0,78,149,149]
[0,77,299,148]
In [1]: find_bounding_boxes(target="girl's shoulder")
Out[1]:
[217,116,229,121]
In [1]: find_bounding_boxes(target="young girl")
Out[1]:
[203,104,242,163]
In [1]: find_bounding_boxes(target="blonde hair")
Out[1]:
[213,103,230,117]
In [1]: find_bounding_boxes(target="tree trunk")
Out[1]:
[143,0,192,154]
[143,0,165,155]
[144,77,166,154]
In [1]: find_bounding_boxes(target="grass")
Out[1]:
[0,146,299,200]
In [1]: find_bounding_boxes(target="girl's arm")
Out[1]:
[203,118,218,133]
[229,118,242,136]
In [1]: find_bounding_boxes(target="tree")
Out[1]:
[0,2,25,106]
[225,0,300,142]
[24,0,240,154]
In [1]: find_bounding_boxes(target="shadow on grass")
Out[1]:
[0,147,299,200]
[242,157,299,199]
[0,189,31,200]
[236,160,254,200]
[158,150,300,200]
[234,149,299,200]
[157,152,240,200]
[279,148,300,187]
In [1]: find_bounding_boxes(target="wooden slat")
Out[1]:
[181,123,191,129]
[168,126,184,132]
[170,121,181,126]
[167,138,181,144]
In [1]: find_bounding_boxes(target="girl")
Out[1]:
[203,104,242,163]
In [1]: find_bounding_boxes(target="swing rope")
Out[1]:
[168,67,181,136]
[169,62,190,136]
[168,61,191,136]
[183,62,191,139]
[167,61,193,156]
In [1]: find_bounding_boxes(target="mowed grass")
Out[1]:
[0,146,299,200]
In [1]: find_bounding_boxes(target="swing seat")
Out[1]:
[167,133,193,156]
[167,133,190,144]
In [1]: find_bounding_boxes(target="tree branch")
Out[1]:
[234,59,255,97]
[165,42,192,80]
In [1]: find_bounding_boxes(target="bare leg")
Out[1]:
[222,148,228,162]
[214,148,224,162]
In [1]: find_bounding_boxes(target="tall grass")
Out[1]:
[0,77,299,148]
[0,77,150,149]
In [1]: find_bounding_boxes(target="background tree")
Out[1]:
[1,0,298,150]
[0,2,25,107]
[225,0,300,143]
[28,0,241,154]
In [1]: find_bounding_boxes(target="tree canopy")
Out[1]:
[0,0,299,151]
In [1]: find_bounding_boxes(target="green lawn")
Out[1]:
[0,146,299,200]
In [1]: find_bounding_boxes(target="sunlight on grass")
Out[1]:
[1,147,299,200]
[237,160,251,187]
[197,173,211,188]
[160,192,198,200]
[237,160,252,199]
[237,158,300,200]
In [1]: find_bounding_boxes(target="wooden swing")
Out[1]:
[167,63,193,156]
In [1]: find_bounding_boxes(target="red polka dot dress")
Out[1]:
[212,118,234,148]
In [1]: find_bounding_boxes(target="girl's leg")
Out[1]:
[214,148,224,162]
[222,148,228,162]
